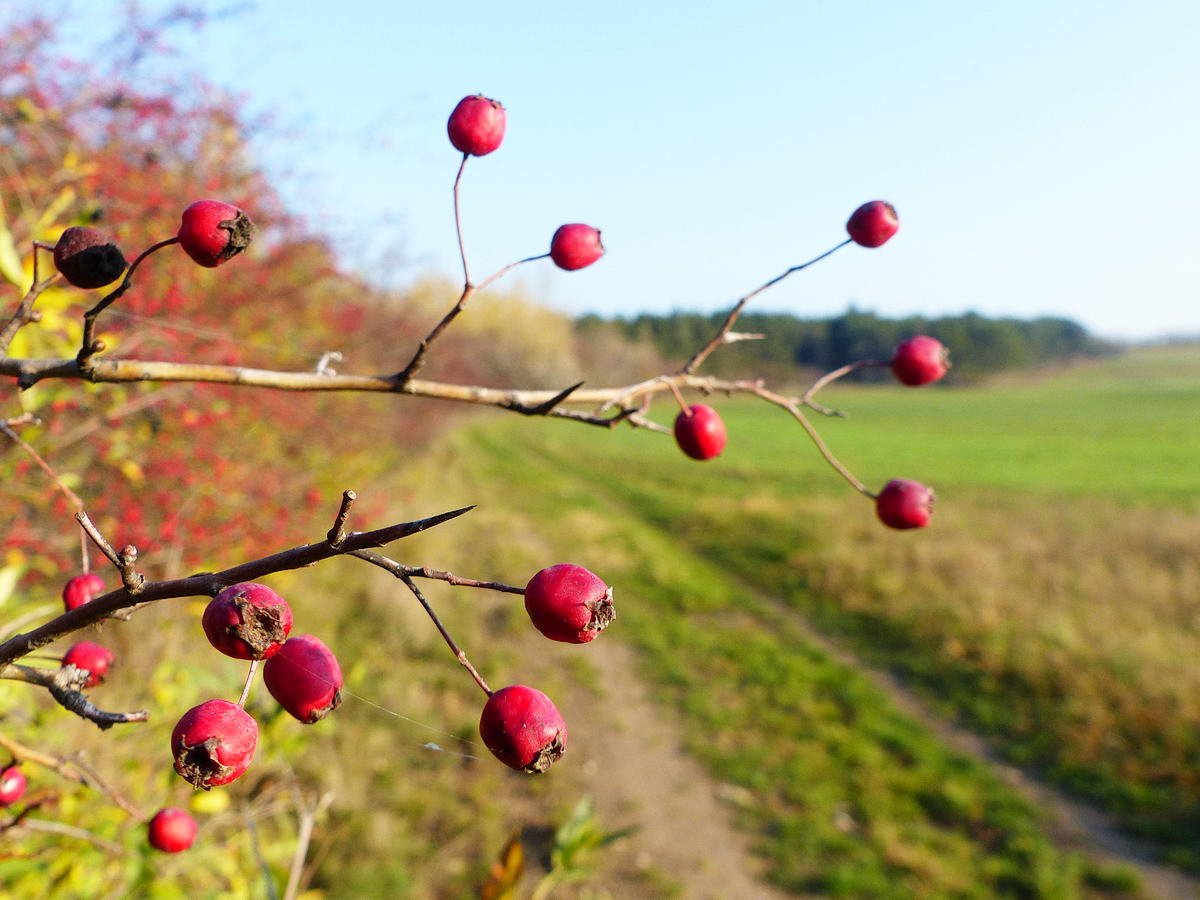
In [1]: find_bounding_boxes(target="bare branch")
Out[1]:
[681,238,852,374]
[0,664,150,729]
[0,504,476,667]
[326,490,357,548]
[0,731,146,820]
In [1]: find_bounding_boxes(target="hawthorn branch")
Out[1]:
[0,732,146,820]
[0,504,475,667]
[0,663,150,729]
[681,238,852,374]
[348,550,524,594]
[353,551,493,695]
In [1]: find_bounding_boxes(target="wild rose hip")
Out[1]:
[846,201,899,248]
[891,335,950,386]
[549,224,604,271]
[479,685,567,774]
[147,807,197,853]
[52,226,127,289]
[171,699,258,789]
[674,404,727,460]
[202,582,293,660]
[447,94,506,156]
[263,635,343,723]
[0,765,26,806]
[62,573,105,612]
[525,564,614,644]
[61,641,115,688]
[875,479,935,530]
[177,200,256,267]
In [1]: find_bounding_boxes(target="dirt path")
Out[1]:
[564,638,792,899]
[758,596,1200,900]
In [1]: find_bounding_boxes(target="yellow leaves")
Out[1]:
[480,834,525,900]
[189,789,230,815]
[119,458,145,484]
[0,560,26,608]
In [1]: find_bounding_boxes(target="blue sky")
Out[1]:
[28,1,1200,339]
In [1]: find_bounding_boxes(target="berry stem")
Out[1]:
[754,385,876,499]
[681,238,852,375]
[475,253,550,294]
[665,378,691,415]
[391,569,492,696]
[237,659,259,708]
[349,550,524,593]
[801,359,887,416]
[77,236,180,370]
[453,152,471,286]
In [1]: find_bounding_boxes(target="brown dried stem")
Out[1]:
[326,490,357,548]
[0,503,475,667]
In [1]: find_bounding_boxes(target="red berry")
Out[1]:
[263,635,343,724]
[177,200,256,268]
[524,564,615,644]
[171,699,258,789]
[875,479,935,529]
[673,404,727,461]
[447,94,506,156]
[846,201,899,248]
[479,685,567,774]
[62,573,106,612]
[549,224,605,271]
[147,807,197,853]
[61,641,115,688]
[52,226,127,289]
[891,335,950,386]
[202,582,293,660]
[0,765,26,806]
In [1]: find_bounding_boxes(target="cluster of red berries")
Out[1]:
[478,563,614,773]
[447,95,605,273]
[51,199,255,291]
[172,583,343,797]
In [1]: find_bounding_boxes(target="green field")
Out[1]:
[421,346,1198,893]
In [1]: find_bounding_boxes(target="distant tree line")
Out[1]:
[576,308,1117,383]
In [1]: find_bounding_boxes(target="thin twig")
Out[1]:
[0,733,146,821]
[681,238,852,374]
[284,789,334,900]
[800,358,887,415]
[77,236,179,370]
[352,551,492,695]
[754,385,876,498]
[15,818,127,854]
[348,550,524,594]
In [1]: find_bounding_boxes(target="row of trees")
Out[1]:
[580,307,1115,382]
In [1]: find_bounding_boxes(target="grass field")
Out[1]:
[414,346,1198,893]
